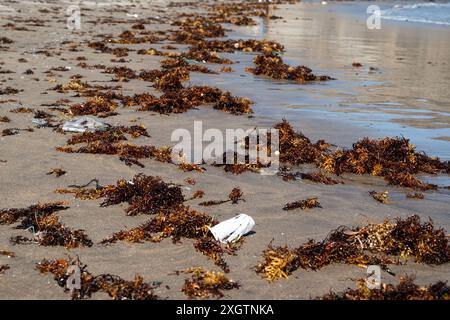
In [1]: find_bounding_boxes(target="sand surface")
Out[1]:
[0,0,449,300]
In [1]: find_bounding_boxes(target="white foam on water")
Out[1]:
[381,2,450,26]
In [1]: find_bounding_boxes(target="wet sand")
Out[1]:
[0,1,449,300]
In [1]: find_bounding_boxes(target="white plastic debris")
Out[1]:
[62,117,110,133]
[208,214,255,243]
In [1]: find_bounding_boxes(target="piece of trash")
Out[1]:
[208,213,255,243]
[62,117,110,133]
[32,119,48,127]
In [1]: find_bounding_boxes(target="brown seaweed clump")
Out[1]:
[68,96,117,116]
[283,197,321,210]
[318,276,450,300]
[0,116,10,122]
[247,52,333,83]
[66,125,149,145]
[180,267,240,299]
[255,215,449,281]
[275,120,330,165]
[58,174,184,216]
[36,258,158,300]
[320,137,448,190]
[0,250,15,258]
[0,202,92,248]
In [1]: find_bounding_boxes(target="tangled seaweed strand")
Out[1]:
[247,52,333,83]
[68,96,117,116]
[0,202,92,248]
[283,197,321,210]
[199,187,244,206]
[318,276,450,300]
[0,265,9,274]
[256,215,449,281]
[180,267,240,299]
[36,258,158,300]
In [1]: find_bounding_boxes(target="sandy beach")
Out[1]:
[0,0,449,300]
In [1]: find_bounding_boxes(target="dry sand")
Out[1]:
[0,0,449,300]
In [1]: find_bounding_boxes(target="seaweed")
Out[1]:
[36,257,158,300]
[199,187,244,206]
[247,52,333,83]
[178,162,206,172]
[255,215,449,281]
[0,202,68,225]
[0,250,15,258]
[0,116,10,122]
[47,168,67,177]
[66,125,149,145]
[11,213,93,248]
[283,197,321,210]
[406,192,424,200]
[275,120,330,165]
[0,202,91,248]
[0,87,19,95]
[180,267,240,299]
[369,191,390,204]
[317,276,450,300]
[0,265,9,274]
[68,96,118,116]
[9,107,32,113]
[385,172,437,191]
[279,169,343,184]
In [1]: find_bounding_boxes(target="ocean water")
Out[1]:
[380,2,450,25]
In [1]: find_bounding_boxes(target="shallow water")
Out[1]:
[195,1,450,161]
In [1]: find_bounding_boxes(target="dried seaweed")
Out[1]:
[275,120,330,165]
[369,191,390,204]
[0,202,67,225]
[66,125,149,145]
[0,265,9,274]
[247,52,333,83]
[68,96,117,116]
[0,87,19,95]
[199,187,244,206]
[9,107,32,113]
[283,197,321,211]
[47,168,67,177]
[0,202,91,248]
[180,267,240,299]
[178,162,206,172]
[11,213,93,248]
[318,136,449,189]
[256,215,449,281]
[406,192,424,200]
[0,116,10,122]
[36,257,158,300]
[0,250,15,258]
[318,276,450,300]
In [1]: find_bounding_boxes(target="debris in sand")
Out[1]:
[406,192,424,200]
[0,87,20,95]
[282,197,321,210]
[0,202,92,248]
[247,52,333,83]
[317,276,450,300]
[0,116,10,122]
[47,168,67,177]
[179,267,240,299]
[36,257,159,300]
[0,265,10,274]
[66,125,149,145]
[279,168,343,184]
[62,117,110,133]
[0,250,15,258]
[101,204,239,272]
[199,187,244,206]
[369,190,390,204]
[2,127,34,136]
[9,107,32,113]
[256,215,449,281]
